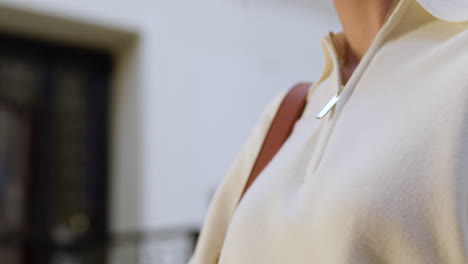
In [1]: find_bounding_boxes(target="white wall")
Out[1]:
[0,0,341,232]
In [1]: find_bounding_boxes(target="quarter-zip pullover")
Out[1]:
[190,1,468,263]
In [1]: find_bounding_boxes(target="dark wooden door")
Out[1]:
[0,33,112,264]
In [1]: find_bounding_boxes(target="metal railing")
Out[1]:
[0,228,199,264]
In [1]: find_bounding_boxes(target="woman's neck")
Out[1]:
[334,0,396,60]
[333,0,397,83]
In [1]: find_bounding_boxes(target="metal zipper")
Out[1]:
[384,0,402,25]
[316,0,401,119]
[316,94,341,119]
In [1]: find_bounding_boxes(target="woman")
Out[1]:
[190,0,468,263]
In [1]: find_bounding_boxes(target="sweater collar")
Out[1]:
[309,0,467,101]
[416,0,468,22]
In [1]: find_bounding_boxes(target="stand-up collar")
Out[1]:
[417,0,468,22]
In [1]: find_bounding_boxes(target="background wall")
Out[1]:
[0,0,341,233]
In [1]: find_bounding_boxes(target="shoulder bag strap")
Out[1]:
[239,82,312,201]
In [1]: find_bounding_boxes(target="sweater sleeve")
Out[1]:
[188,90,287,264]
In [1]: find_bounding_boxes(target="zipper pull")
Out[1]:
[316,95,340,119]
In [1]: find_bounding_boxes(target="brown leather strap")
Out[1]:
[239,82,312,201]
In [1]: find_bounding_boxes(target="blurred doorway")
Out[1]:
[0,33,112,264]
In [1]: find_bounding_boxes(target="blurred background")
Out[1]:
[0,0,340,263]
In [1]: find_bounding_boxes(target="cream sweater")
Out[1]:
[190,0,468,263]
